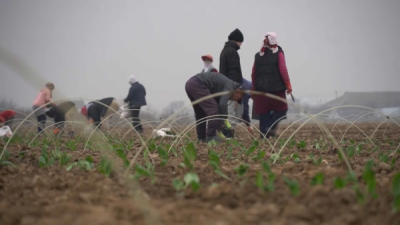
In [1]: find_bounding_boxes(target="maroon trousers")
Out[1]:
[185,76,220,139]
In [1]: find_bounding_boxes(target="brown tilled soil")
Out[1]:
[1,123,400,225]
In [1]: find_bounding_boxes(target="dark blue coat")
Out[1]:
[124,82,147,107]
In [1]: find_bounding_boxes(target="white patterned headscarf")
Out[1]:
[260,32,278,56]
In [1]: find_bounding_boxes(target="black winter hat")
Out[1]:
[228,29,244,42]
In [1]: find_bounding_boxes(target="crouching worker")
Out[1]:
[80,97,120,129]
[124,75,147,133]
[185,72,243,143]
[46,101,77,134]
[0,110,16,127]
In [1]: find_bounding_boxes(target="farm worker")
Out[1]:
[219,28,244,84]
[32,82,55,134]
[80,97,120,129]
[45,101,77,134]
[124,75,147,133]
[185,72,243,143]
[251,32,292,138]
[223,78,253,138]
[219,28,244,138]
[201,55,218,73]
[0,110,16,127]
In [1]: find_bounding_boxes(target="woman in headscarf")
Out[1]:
[124,75,147,133]
[251,32,292,138]
[32,82,55,133]
[201,55,218,73]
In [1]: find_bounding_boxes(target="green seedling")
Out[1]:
[334,177,346,189]
[66,140,77,151]
[297,140,307,149]
[261,161,272,174]
[59,152,72,166]
[135,164,156,184]
[0,150,16,168]
[391,158,397,169]
[184,172,201,192]
[288,139,296,149]
[291,153,301,164]
[366,159,375,167]
[349,139,355,144]
[379,153,389,163]
[252,150,266,162]
[354,185,365,204]
[38,148,55,168]
[207,140,218,148]
[283,176,300,196]
[157,146,169,166]
[347,145,355,158]
[51,148,62,159]
[392,173,400,213]
[245,145,257,157]
[98,156,113,176]
[172,179,185,191]
[345,171,358,184]
[227,147,234,160]
[184,142,197,169]
[18,151,27,159]
[208,150,230,180]
[234,163,249,177]
[270,153,280,163]
[310,173,325,186]
[116,148,130,168]
[372,146,379,153]
[66,158,93,171]
[255,171,265,193]
[308,153,322,165]
[356,144,363,154]
[363,163,378,199]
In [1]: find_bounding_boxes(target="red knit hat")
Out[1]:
[201,54,213,62]
[0,116,5,123]
[80,106,88,117]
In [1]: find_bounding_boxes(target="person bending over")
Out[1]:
[185,72,243,143]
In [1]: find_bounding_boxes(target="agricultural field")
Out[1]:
[1,122,400,225]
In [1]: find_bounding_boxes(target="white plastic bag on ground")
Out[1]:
[152,128,176,139]
[120,103,130,119]
[0,126,13,137]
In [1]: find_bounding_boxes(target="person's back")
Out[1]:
[219,29,244,84]
[195,72,240,95]
[33,88,51,107]
[126,82,147,107]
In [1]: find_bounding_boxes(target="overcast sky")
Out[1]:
[1,0,399,110]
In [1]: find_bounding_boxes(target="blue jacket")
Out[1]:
[124,82,147,107]
[241,78,252,125]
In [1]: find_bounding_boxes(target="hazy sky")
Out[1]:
[1,0,399,110]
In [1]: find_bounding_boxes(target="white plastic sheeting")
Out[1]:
[0,126,13,137]
[152,128,176,139]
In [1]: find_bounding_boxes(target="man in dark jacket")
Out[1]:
[124,75,147,132]
[46,101,77,134]
[219,28,244,84]
[81,97,119,129]
[185,72,243,143]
